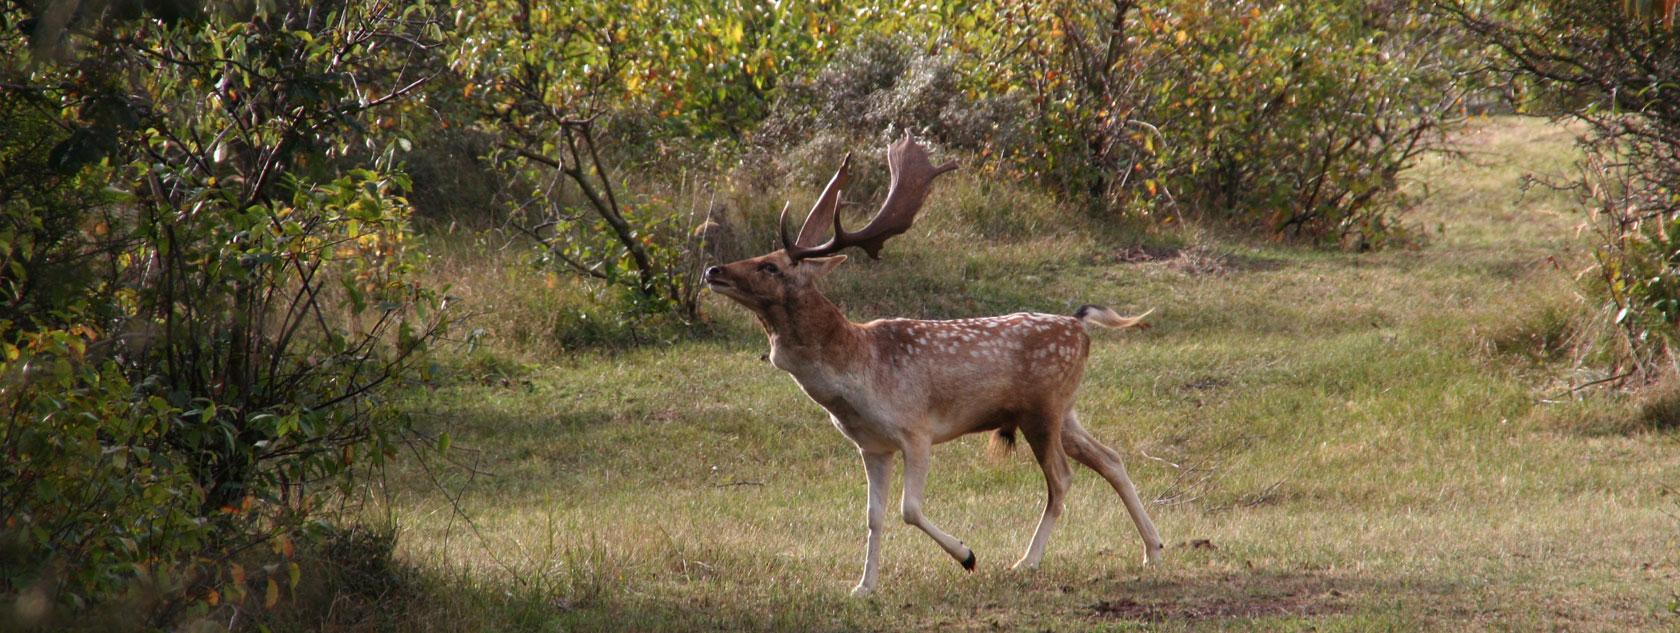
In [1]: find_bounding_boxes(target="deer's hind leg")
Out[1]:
[1061,410,1164,565]
[1013,411,1073,570]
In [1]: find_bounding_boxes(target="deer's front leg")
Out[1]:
[854,450,893,597]
[901,439,976,571]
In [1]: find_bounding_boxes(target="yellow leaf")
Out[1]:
[230,563,246,586]
[265,578,279,608]
[1175,30,1187,44]
[206,589,220,606]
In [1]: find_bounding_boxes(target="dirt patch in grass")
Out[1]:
[1092,592,1345,621]
[1090,573,1353,623]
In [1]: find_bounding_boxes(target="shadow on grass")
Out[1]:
[1634,386,1680,432]
[1542,381,1680,437]
[253,557,1442,632]
[235,527,836,633]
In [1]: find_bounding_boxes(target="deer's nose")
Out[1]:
[704,266,723,280]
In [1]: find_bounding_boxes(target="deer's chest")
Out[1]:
[781,366,900,451]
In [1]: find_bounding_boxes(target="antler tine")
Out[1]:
[863,135,959,249]
[777,201,795,252]
[788,134,957,261]
[795,153,852,248]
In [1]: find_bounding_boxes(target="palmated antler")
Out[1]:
[780,134,958,261]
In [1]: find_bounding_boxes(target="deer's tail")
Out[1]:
[989,305,1150,460]
[1074,305,1154,331]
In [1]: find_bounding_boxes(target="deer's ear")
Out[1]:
[799,255,848,278]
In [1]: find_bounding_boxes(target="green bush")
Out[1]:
[962,0,1464,244]
[1142,3,1462,246]
[0,332,196,613]
[1,1,448,623]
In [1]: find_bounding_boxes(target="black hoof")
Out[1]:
[960,550,976,572]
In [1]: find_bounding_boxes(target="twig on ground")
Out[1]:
[710,480,766,488]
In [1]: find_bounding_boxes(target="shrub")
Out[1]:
[1574,149,1680,380]
[1454,0,1680,378]
[1142,3,1464,246]
[967,0,1465,245]
[1,1,448,623]
[761,34,1030,161]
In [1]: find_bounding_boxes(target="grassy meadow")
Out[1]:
[338,117,1679,631]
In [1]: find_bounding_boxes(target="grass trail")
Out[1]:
[372,117,1679,631]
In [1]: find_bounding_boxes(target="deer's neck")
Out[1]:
[760,291,862,370]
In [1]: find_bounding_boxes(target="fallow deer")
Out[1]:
[703,135,1164,596]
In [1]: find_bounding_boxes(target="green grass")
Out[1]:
[304,117,1679,631]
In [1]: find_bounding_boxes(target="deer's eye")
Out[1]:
[758,262,780,275]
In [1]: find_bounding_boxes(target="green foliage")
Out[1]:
[2,0,448,622]
[0,329,197,608]
[1579,149,1680,377]
[1140,3,1462,246]
[450,0,960,144]
[1600,212,1680,334]
[960,1,1463,244]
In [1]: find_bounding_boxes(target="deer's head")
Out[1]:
[703,135,957,314]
